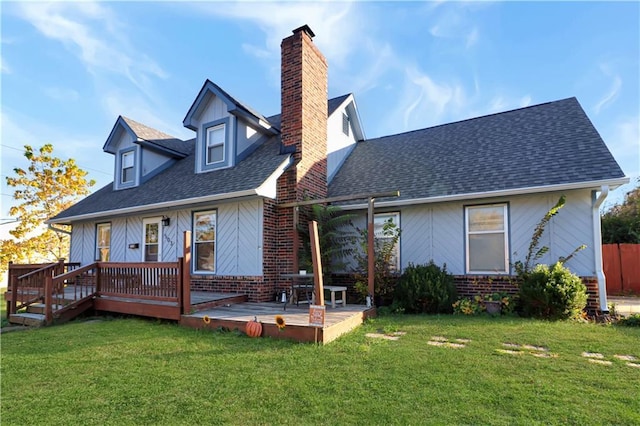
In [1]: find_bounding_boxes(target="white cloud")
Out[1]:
[466,27,479,48]
[0,56,10,74]
[242,43,270,59]
[427,3,485,49]
[519,95,532,108]
[594,75,622,115]
[403,65,458,128]
[0,108,113,184]
[186,2,365,69]
[607,115,640,177]
[102,92,192,141]
[44,87,79,102]
[16,2,167,97]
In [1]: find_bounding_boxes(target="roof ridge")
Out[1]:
[365,97,577,142]
[121,115,178,140]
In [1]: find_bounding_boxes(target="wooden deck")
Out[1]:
[6,261,374,343]
[181,302,376,344]
[91,291,248,322]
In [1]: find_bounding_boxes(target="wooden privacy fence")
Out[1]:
[603,244,640,295]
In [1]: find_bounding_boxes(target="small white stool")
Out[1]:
[323,286,347,308]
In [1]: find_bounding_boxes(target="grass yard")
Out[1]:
[1,315,639,425]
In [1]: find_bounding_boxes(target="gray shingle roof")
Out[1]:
[52,136,289,221]
[122,116,176,141]
[328,97,626,203]
[266,94,351,131]
[120,116,189,155]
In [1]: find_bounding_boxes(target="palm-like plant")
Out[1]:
[297,203,354,283]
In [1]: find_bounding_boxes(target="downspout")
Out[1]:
[48,224,72,236]
[593,185,609,313]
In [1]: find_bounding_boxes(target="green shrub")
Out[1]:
[616,313,640,327]
[394,262,457,314]
[518,262,587,320]
[452,296,484,315]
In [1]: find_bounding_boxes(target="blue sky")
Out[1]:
[1,1,638,223]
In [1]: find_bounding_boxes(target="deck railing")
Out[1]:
[8,260,80,316]
[98,262,181,300]
[6,232,193,324]
[43,260,186,324]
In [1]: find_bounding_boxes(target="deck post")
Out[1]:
[367,197,375,303]
[56,258,65,276]
[177,257,184,313]
[182,231,191,312]
[9,273,17,316]
[293,206,299,272]
[309,221,324,306]
[95,262,102,293]
[44,275,53,324]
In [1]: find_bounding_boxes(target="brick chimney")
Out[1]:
[280,24,328,202]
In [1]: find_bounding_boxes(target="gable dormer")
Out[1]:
[182,80,278,174]
[326,93,365,183]
[103,116,187,191]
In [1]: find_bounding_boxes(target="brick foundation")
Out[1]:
[330,273,603,312]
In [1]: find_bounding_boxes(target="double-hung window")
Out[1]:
[96,223,111,261]
[206,124,225,165]
[465,204,509,273]
[194,210,217,273]
[374,212,400,272]
[121,151,134,184]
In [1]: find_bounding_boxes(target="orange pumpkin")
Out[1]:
[246,316,262,338]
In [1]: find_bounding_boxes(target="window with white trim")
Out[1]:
[465,204,509,273]
[194,210,216,273]
[374,212,400,272]
[121,151,134,184]
[206,124,225,165]
[96,223,111,261]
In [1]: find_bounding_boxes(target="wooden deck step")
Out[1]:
[27,303,64,314]
[190,294,248,312]
[9,313,46,327]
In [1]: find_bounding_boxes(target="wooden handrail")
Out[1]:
[51,263,98,286]
[17,263,56,280]
[10,260,186,325]
[45,276,53,325]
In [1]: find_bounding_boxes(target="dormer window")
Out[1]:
[198,117,231,172]
[342,112,350,136]
[206,123,225,164]
[121,151,135,183]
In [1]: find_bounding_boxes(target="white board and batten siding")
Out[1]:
[327,105,358,183]
[342,189,596,277]
[69,199,264,276]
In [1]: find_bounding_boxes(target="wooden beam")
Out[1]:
[44,275,53,325]
[309,221,325,306]
[367,197,375,302]
[293,206,299,272]
[277,190,399,208]
[9,274,17,316]
[182,231,192,312]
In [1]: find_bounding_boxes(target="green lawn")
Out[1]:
[1,315,639,425]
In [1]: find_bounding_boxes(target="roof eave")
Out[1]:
[48,154,294,225]
[47,188,259,225]
[103,116,134,154]
[335,177,630,210]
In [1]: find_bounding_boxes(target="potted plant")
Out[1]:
[483,293,503,315]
